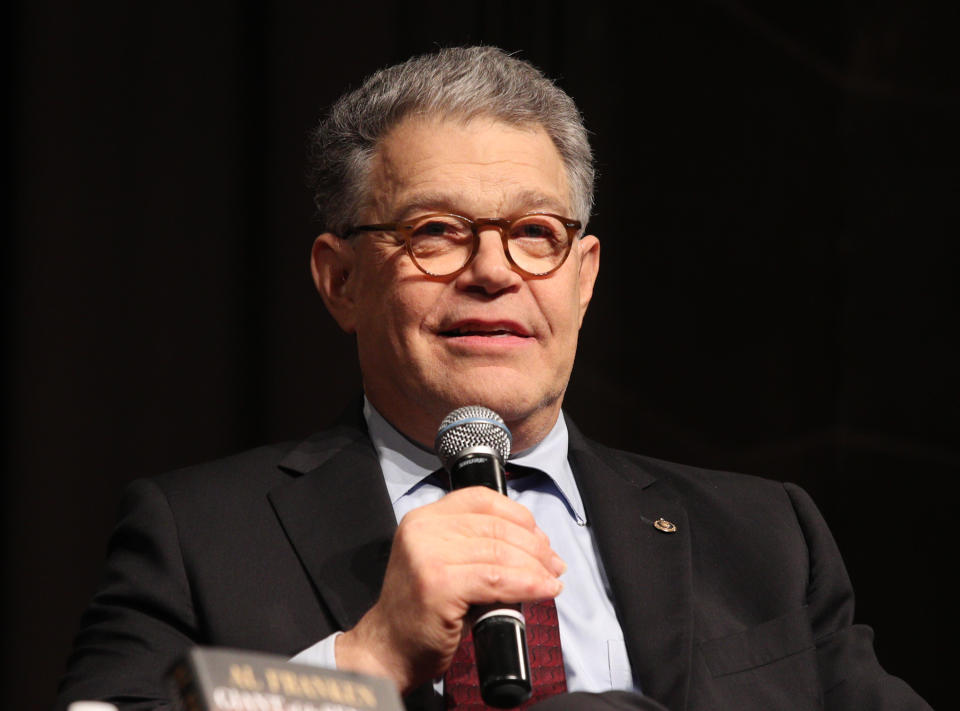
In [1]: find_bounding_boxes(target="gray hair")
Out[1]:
[308,46,594,236]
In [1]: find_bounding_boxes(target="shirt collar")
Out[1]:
[363,398,438,506]
[362,397,587,523]
[509,412,586,523]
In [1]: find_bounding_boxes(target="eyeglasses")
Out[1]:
[344,212,582,279]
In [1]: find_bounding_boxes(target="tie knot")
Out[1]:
[504,464,541,481]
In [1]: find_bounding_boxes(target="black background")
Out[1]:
[4,2,956,709]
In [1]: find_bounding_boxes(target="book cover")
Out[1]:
[168,647,404,711]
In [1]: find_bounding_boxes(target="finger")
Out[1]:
[397,506,563,576]
[438,513,566,576]
[449,562,564,606]
[422,530,562,579]
[429,486,540,530]
[400,519,566,604]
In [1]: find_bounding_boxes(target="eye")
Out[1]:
[406,215,473,261]
[515,223,553,239]
[410,215,470,238]
[415,221,451,236]
[509,216,564,243]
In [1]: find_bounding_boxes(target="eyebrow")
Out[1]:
[392,189,570,219]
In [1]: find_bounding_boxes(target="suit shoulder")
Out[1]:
[589,438,786,488]
[144,423,370,502]
[149,441,296,494]
[579,436,797,517]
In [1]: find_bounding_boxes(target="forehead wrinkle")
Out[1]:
[390,188,569,220]
[366,116,571,220]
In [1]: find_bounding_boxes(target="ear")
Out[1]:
[311,233,359,333]
[575,234,600,328]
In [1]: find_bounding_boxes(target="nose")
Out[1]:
[454,226,522,294]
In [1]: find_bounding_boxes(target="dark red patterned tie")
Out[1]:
[444,596,567,710]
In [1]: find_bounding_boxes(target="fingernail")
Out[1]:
[552,554,567,575]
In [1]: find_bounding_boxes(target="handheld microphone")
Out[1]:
[435,406,531,708]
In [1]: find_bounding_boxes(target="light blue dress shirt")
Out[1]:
[293,400,637,695]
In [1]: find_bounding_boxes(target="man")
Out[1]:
[56,47,931,711]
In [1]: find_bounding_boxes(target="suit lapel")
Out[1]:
[268,424,398,631]
[265,414,693,709]
[567,421,693,711]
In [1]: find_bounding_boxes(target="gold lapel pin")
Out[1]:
[653,518,677,533]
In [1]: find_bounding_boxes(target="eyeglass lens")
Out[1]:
[406,214,571,276]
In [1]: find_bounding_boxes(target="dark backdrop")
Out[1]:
[4,2,956,709]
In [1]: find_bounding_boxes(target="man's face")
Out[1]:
[315,116,599,449]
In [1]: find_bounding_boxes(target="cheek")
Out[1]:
[355,280,439,353]
[537,282,584,340]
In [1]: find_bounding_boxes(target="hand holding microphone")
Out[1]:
[435,406,532,707]
[333,408,564,698]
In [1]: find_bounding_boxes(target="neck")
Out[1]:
[502,404,562,453]
[364,395,562,454]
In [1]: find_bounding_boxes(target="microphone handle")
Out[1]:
[448,453,532,708]
[448,450,508,495]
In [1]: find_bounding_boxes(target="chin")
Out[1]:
[432,369,562,426]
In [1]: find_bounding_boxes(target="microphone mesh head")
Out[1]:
[435,405,512,466]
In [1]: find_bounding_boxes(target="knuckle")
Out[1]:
[401,507,428,529]
[489,517,508,542]
[402,505,423,522]
[516,507,536,528]
[533,535,551,561]
[398,513,434,544]
[481,565,504,590]
[520,574,546,599]
[470,486,500,509]
[488,539,505,565]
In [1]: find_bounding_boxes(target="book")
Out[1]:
[168,647,405,711]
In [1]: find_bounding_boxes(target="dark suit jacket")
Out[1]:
[55,416,930,711]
